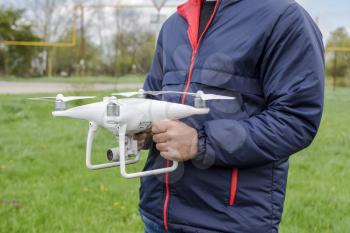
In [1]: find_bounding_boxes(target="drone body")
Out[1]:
[53,97,209,135]
[30,90,234,178]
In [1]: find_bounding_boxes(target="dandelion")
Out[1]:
[99,184,108,192]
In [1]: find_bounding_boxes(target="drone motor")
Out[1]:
[55,100,67,111]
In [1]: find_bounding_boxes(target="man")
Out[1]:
[135,0,324,232]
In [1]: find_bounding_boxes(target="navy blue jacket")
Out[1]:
[140,0,324,232]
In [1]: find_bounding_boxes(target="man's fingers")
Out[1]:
[155,142,168,152]
[153,133,168,143]
[152,119,174,134]
[160,151,174,161]
[152,123,167,134]
[160,149,181,162]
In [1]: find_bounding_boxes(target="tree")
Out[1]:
[113,9,156,76]
[0,8,41,76]
[10,0,90,76]
[326,27,350,78]
[53,30,102,76]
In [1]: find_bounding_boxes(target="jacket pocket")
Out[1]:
[190,69,264,118]
[161,70,187,103]
[191,68,263,96]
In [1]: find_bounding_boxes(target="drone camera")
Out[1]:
[107,147,120,162]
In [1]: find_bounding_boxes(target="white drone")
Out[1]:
[29,90,235,178]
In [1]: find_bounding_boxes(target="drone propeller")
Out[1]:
[113,90,235,101]
[27,97,57,102]
[192,92,235,101]
[28,94,96,102]
[112,92,140,98]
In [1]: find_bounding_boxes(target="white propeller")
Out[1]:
[193,92,235,101]
[28,94,96,102]
[112,92,140,98]
[113,90,235,101]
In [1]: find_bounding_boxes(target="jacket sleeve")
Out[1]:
[200,4,325,168]
[143,27,164,96]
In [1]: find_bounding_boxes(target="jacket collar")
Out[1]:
[177,0,242,8]
[177,0,242,49]
[220,0,242,8]
[177,0,242,20]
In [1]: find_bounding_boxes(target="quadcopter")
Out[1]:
[29,90,235,179]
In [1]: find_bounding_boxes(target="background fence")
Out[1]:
[0,0,177,78]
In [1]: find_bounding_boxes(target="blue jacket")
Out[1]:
[140,0,324,232]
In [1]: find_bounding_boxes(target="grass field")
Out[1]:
[1,87,350,233]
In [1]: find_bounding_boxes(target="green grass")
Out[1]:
[1,87,350,233]
[0,91,145,233]
[280,87,350,233]
[0,74,145,84]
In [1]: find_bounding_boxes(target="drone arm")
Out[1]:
[86,122,120,169]
[118,124,178,179]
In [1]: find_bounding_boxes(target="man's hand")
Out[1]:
[152,119,198,162]
[134,128,153,150]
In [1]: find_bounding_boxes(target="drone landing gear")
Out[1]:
[118,124,178,179]
[85,122,140,170]
[85,122,178,178]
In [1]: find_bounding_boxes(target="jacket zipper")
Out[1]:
[163,1,221,231]
[181,0,220,104]
[163,159,170,230]
[181,50,198,104]
[230,168,238,206]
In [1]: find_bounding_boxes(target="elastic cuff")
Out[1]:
[194,127,207,161]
